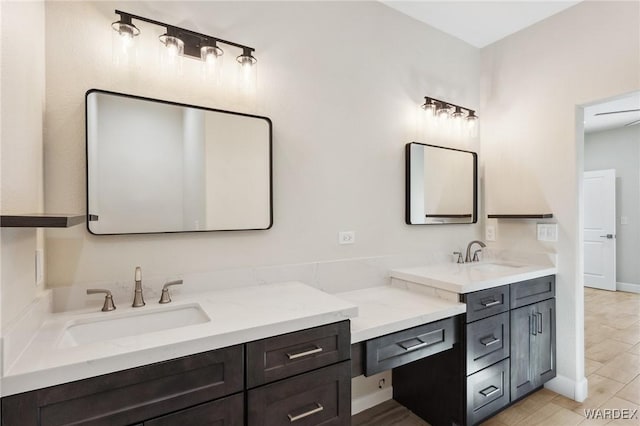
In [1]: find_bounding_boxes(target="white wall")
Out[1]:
[480,1,640,400]
[585,125,640,288]
[0,1,46,328]
[43,1,480,289]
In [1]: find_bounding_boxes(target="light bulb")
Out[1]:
[201,45,223,83]
[437,104,450,120]
[111,19,139,66]
[236,49,257,96]
[159,34,184,74]
[422,98,436,116]
[467,111,479,137]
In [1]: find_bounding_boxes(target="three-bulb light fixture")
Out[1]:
[111,10,257,91]
[421,97,478,137]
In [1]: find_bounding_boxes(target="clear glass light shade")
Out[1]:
[201,45,223,83]
[236,52,257,96]
[422,101,436,116]
[159,34,184,74]
[467,113,479,138]
[437,105,450,120]
[111,21,139,67]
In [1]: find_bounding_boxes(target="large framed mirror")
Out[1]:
[86,89,272,235]
[405,142,477,224]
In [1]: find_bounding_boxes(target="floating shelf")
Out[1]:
[425,214,473,218]
[487,214,554,219]
[1,214,85,228]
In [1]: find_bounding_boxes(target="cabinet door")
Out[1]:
[510,299,556,401]
[532,299,556,386]
[145,393,243,426]
[510,305,536,401]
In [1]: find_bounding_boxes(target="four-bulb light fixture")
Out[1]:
[111,10,257,91]
[421,97,478,136]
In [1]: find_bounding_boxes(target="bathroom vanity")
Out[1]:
[0,282,357,426]
[390,262,557,425]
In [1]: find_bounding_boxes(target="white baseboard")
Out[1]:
[352,386,393,415]
[545,375,588,402]
[617,282,640,294]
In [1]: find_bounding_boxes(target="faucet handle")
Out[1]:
[453,251,464,264]
[159,280,183,304]
[87,288,116,312]
[473,249,483,262]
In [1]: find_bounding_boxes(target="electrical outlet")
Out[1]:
[486,225,496,241]
[338,231,355,245]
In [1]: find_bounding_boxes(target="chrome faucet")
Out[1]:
[132,266,146,307]
[465,240,487,263]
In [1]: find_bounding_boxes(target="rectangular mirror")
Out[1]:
[405,142,477,224]
[86,89,272,235]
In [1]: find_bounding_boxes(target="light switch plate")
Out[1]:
[537,224,558,242]
[621,216,629,225]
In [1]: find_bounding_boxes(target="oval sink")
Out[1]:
[58,303,210,348]
[469,262,524,272]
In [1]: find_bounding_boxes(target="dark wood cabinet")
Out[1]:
[1,345,244,426]
[511,298,556,401]
[144,393,244,426]
[1,321,351,426]
[393,275,556,426]
[247,361,351,426]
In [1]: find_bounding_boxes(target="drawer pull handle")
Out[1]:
[531,314,538,336]
[288,403,324,422]
[287,346,323,360]
[398,338,429,351]
[537,312,543,334]
[479,385,500,398]
[480,299,501,308]
[480,336,500,347]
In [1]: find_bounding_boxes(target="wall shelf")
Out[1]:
[487,214,554,219]
[1,214,85,228]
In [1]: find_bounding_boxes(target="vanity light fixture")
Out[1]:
[111,10,257,84]
[421,96,479,133]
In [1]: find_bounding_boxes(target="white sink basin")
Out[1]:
[469,262,524,272]
[58,304,210,348]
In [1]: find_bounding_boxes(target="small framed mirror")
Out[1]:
[405,142,477,224]
[86,89,272,235]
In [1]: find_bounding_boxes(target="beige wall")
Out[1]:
[0,1,46,328]
[480,1,640,400]
[42,1,480,290]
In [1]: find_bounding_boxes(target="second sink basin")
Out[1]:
[58,303,210,348]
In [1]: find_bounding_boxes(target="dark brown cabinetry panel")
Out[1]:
[463,285,509,323]
[511,298,556,401]
[246,321,350,388]
[510,276,555,309]
[1,345,243,426]
[247,361,351,426]
[466,358,510,425]
[145,393,244,426]
[365,316,456,376]
[465,312,509,375]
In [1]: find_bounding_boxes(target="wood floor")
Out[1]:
[352,287,640,425]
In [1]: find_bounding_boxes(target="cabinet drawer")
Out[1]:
[466,312,510,375]
[466,358,510,426]
[464,285,509,323]
[510,275,555,309]
[365,317,456,376]
[1,345,244,426]
[247,361,351,426]
[246,321,350,388]
[145,393,244,426]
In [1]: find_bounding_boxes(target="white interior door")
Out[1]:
[583,169,616,290]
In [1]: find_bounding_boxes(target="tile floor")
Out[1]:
[482,287,640,425]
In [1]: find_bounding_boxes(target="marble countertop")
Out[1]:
[390,260,557,294]
[1,281,357,397]
[337,286,466,343]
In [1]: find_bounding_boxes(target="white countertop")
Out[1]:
[390,261,557,294]
[1,281,357,397]
[337,286,466,343]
